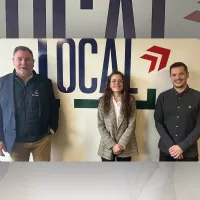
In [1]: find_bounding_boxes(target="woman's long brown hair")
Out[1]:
[102,71,132,118]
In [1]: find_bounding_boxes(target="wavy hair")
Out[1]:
[102,71,132,118]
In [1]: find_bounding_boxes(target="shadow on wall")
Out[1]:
[187,69,200,91]
[133,110,148,161]
[38,53,70,161]
[147,69,173,161]
[187,69,200,159]
[129,76,151,161]
[50,84,70,161]
[50,84,86,161]
[145,111,160,161]
[39,52,80,161]
[132,69,172,161]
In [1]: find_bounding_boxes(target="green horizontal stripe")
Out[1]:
[74,89,156,109]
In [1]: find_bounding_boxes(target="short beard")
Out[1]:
[16,69,32,78]
[173,83,186,89]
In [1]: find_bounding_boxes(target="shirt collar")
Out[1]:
[112,96,121,105]
[172,85,190,96]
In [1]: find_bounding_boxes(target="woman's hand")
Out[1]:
[113,144,123,155]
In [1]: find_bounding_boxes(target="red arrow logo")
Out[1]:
[140,45,171,73]
[184,1,200,23]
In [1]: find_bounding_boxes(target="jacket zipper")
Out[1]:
[24,86,27,142]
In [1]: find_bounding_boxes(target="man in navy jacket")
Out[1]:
[0,46,59,161]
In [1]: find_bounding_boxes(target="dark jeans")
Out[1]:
[101,156,132,162]
[159,151,199,162]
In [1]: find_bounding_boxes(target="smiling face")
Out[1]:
[170,66,189,89]
[13,50,34,79]
[109,74,124,93]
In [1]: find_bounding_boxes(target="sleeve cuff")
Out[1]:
[106,141,116,149]
[118,141,125,150]
[50,129,55,134]
[178,141,187,152]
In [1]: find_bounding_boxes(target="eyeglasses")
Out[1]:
[111,80,123,84]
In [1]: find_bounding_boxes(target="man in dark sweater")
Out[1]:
[0,46,59,161]
[154,62,200,161]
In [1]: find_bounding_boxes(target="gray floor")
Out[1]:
[0,162,199,200]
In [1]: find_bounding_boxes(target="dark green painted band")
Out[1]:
[74,89,156,109]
